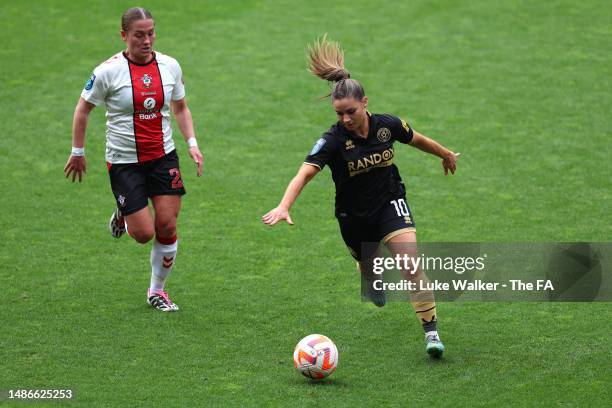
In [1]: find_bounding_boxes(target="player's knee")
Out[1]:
[130,228,155,244]
[155,218,177,238]
[402,266,422,280]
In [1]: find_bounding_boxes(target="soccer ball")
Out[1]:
[293,334,338,379]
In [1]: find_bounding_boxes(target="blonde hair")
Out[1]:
[307,35,365,100]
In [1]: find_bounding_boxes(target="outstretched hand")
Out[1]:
[442,152,460,175]
[262,207,294,226]
[64,155,86,182]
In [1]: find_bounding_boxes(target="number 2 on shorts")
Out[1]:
[169,168,183,189]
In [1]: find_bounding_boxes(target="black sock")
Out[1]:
[422,319,437,333]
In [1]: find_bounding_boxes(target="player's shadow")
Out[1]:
[424,355,449,365]
[290,378,348,387]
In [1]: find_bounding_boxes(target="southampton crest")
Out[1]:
[142,73,152,88]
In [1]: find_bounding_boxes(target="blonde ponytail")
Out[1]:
[307,35,365,100]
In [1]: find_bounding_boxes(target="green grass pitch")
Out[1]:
[1,0,610,406]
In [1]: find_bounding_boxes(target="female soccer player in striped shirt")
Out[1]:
[64,8,203,312]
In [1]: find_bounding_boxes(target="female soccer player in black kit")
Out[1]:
[262,37,459,358]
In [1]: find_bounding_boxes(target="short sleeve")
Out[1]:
[304,134,336,170]
[171,60,186,101]
[393,116,414,144]
[80,66,107,106]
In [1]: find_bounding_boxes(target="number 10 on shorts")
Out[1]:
[390,199,410,217]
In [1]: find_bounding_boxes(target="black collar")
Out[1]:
[122,51,157,66]
[340,111,376,142]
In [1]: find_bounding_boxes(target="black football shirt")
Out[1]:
[305,113,414,218]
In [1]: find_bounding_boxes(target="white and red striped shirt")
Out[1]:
[81,51,185,164]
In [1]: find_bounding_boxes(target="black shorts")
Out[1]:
[337,196,416,262]
[108,150,186,215]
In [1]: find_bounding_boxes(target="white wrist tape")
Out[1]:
[71,147,85,156]
[187,137,198,148]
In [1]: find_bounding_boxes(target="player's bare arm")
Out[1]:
[409,131,460,175]
[64,98,95,182]
[262,163,320,226]
[171,98,203,177]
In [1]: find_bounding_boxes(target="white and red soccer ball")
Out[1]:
[293,334,338,379]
